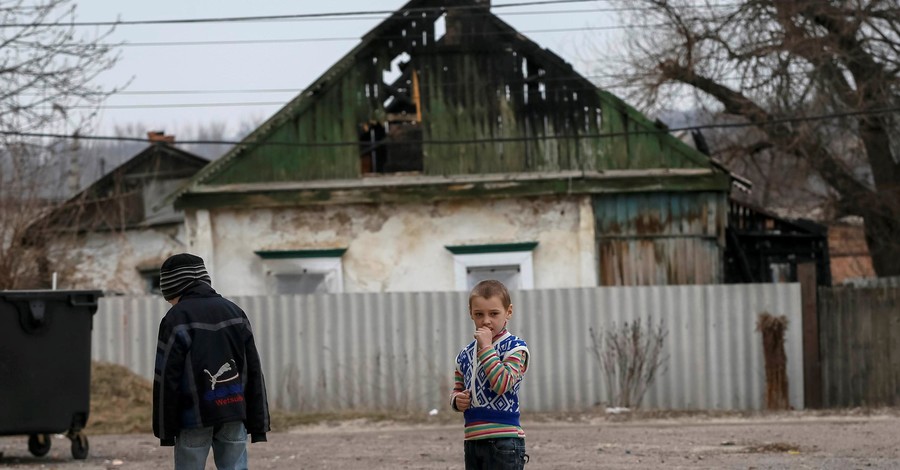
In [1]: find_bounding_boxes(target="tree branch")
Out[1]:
[658,60,873,205]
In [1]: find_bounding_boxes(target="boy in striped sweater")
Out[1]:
[450,280,530,469]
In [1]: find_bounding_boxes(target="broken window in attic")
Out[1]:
[360,19,431,175]
[360,57,424,175]
[359,120,387,173]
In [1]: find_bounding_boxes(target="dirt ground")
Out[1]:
[2,411,900,469]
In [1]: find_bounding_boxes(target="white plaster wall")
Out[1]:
[203,195,598,295]
[51,224,188,294]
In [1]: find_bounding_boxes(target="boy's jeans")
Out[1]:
[464,437,527,470]
[174,421,248,470]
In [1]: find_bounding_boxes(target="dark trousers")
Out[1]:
[464,437,527,470]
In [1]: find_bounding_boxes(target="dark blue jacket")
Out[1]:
[152,282,270,446]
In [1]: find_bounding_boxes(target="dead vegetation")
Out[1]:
[757,313,790,410]
[89,362,153,435]
[589,317,668,409]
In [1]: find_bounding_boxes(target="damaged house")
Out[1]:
[166,0,736,294]
[41,137,208,294]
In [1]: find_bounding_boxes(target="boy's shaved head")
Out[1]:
[468,280,511,310]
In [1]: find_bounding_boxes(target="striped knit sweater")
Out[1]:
[450,329,529,440]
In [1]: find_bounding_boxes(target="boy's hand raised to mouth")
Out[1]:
[474,326,494,350]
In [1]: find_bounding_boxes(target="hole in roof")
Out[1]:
[434,13,446,41]
[383,51,411,85]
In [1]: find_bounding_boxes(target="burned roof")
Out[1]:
[170,0,727,210]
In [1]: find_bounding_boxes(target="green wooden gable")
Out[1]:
[173,0,726,209]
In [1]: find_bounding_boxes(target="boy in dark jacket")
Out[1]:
[152,253,270,470]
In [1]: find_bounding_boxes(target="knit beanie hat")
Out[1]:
[159,253,211,300]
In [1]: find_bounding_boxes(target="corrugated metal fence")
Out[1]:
[93,284,803,412]
[819,285,900,407]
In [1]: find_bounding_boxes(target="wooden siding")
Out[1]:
[47,144,206,231]
[211,67,370,184]
[594,192,726,285]
[202,2,714,186]
[819,286,900,407]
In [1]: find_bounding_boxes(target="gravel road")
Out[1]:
[2,413,899,469]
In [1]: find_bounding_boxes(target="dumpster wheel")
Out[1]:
[66,431,89,460]
[27,434,52,457]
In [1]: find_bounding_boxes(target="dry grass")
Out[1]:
[89,361,153,435]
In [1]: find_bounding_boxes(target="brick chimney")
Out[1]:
[147,131,175,144]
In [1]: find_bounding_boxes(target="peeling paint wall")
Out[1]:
[194,195,597,295]
[50,225,188,294]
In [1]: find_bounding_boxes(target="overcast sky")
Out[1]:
[70,0,624,140]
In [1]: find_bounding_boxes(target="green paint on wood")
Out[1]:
[254,248,347,259]
[180,5,723,203]
[445,242,538,254]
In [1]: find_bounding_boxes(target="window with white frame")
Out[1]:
[445,242,538,291]
[255,249,346,295]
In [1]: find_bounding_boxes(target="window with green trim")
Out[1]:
[445,242,538,291]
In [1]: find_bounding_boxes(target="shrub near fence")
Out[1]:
[819,286,900,408]
[93,284,803,412]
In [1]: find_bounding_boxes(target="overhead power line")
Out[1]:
[102,74,635,97]
[85,102,286,109]
[82,71,820,107]
[0,0,605,28]
[0,1,749,28]
[113,88,302,96]
[113,24,657,48]
[5,106,899,146]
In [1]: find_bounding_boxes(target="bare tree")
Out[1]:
[0,0,119,289]
[0,141,94,289]
[0,143,52,289]
[607,0,900,277]
[589,318,667,409]
[0,0,119,137]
